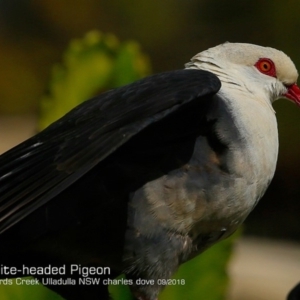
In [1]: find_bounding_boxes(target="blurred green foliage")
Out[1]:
[0,278,63,300]
[38,30,150,130]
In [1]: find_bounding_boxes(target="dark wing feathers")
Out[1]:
[0,69,221,233]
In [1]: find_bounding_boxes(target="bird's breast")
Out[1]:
[216,92,279,198]
[125,94,279,267]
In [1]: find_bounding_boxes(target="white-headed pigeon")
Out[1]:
[0,43,299,300]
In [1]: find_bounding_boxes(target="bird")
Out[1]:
[0,42,299,300]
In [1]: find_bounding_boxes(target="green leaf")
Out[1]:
[0,278,63,300]
[39,30,150,130]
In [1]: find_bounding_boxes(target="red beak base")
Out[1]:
[284,83,300,106]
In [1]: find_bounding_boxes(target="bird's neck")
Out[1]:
[185,60,279,187]
[216,89,279,199]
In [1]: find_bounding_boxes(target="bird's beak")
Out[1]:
[284,83,300,106]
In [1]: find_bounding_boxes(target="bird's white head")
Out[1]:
[185,42,300,106]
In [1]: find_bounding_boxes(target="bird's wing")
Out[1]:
[0,69,221,233]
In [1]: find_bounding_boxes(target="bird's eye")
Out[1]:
[254,58,276,78]
[259,61,271,72]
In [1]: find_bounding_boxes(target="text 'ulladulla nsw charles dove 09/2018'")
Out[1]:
[0,43,299,300]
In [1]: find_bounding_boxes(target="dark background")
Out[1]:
[0,0,299,241]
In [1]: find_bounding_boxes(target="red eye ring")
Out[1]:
[254,58,276,78]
